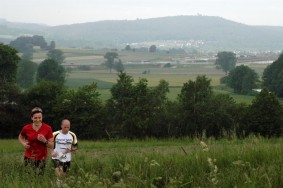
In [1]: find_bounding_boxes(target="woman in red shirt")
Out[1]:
[18,107,53,175]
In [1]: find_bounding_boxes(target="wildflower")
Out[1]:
[144,157,148,163]
[150,160,160,167]
[112,171,122,183]
[207,157,213,166]
[207,157,219,186]
[214,165,218,173]
[200,141,209,152]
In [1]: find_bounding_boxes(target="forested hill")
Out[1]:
[1,16,283,51]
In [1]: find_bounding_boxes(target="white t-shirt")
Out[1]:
[52,130,78,162]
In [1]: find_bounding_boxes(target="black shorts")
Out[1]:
[52,159,71,172]
[24,156,46,175]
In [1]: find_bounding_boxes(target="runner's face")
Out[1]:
[31,113,42,126]
[61,120,70,133]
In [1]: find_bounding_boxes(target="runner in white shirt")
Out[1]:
[51,119,78,182]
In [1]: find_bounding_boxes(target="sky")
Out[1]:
[0,0,282,26]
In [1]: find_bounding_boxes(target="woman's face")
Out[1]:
[31,112,42,126]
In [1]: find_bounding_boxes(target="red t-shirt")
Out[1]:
[20,123,53,160]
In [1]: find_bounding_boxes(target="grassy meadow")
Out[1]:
[1,137,282,187]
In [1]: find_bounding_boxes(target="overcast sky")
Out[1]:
[0,0,282,26]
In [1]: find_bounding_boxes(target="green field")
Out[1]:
[33,48,276,104]
[1,137,282,187]
[65,63,268,104]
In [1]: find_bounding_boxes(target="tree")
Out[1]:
[21,44,33,61]
[226,65,259,94]
[17,59,38,88]
[262,53,283,97]
[106,72,170,138]
[10,35,48,52]
[22,81,65,124]
[0,44,22,138]
[204,93,237,138]
[178,75,213,136]
[125,44,131,51]
[36,59,65,83]
[32,35,48,49]
[113,59,124,72]
[178,75,212,108]
[149,45,157,53]
[246,88,283,137]
[9,36,33,53]
[147,80,171,137]
[0,44,20,83]
[215,51,237,75]
[49,41,56,50]
[0,81,25,138]
[106,72,135,137]
[53,83,104,139]
[47,49,65,64]
[103,52,123,73]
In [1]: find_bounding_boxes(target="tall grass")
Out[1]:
[1,137,282,187]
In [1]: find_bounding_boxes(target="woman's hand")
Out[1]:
[23,142,30,149]
[37,134,47,143]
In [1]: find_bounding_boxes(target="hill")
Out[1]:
[1,16,283,51]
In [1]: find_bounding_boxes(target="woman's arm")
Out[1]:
[38,134,53,148]
[18,134,30,149]
[46,138,54,149]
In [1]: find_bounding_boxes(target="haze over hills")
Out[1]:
[1,16,283,51]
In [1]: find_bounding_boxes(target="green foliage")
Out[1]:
[113,59,124,72]
[21,43,33,60]
[0,43,20,83]
[226,65,259,94]
[9,35,48,52]
[215,51,236,74]
[178,75,213,136]
[22,81,65,123]
[17,59,38,88]
[36,59,66,83]
[262,53,283,97]
[47,49,65,64]
[107,72,170,138]
[49,41,56,50]
[107,72,144,137]
[103,52,121,73]
[178,75,212,106]
[2,44,283,139]
[141,80,172,137]
[0,82,24,138]
[204,93,237,138]
[177,75,246,138]
[53,82,104,138]
[246,88,283,137]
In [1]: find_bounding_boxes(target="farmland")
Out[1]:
[32,48,276,103]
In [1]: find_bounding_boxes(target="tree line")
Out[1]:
[0,43,283,139]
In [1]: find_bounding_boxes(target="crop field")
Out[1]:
[33,48,277,104]
[64,63,267,103]
[1,137,282,187]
